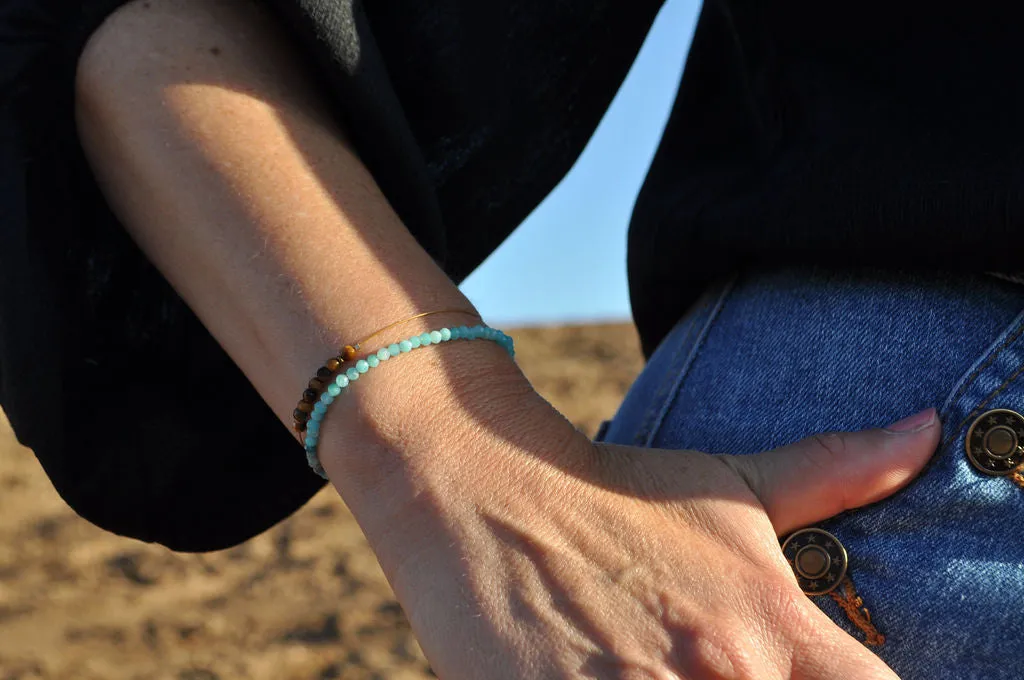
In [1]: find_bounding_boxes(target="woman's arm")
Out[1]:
[74,0,568,511]
[75,1,938,677]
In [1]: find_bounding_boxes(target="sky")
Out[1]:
[458,0,701,327]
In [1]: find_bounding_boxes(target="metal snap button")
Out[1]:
[781,528,848,596]
[965,409,1024,476]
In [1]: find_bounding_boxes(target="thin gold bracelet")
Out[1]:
[340,308,480,360]
[293,308,479,434]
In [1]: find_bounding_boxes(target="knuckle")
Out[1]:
[671,629,752,680]
[667,582,807,680]
[750,577,823,641]
[807,431,849,468]
[716,453,763,495]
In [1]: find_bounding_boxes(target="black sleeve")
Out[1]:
[0,0,662,551]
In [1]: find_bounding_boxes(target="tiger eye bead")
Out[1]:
[326,357,342,372]
[302,388,318,402]
[316,366,332,380]
[296,421,307,433]
[341,345,358,361]
[295,402,313,414]
[308,378,324,390]
[293,408,310,421]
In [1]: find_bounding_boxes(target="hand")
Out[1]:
[375,408,940,679]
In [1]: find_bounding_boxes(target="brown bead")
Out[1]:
[302,389,318,402]
[296,421,307,433]
[316,366,332,380]
[341,345,358,361]
[308,378,324,390]
[326,357,341,372]
[295,402,313,414]
[293,408,310,421]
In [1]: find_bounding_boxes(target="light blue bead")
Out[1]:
[300,321,514,479]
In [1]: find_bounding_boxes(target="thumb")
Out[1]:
[724,408,942,535]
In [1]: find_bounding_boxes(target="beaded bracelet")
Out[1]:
[301,324,515,478]
[292,309,478,435]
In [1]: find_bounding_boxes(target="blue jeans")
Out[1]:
[598,267,1024,680]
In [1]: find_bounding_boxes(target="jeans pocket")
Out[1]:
[602,267,1024,679]
[599,274,737,447]
[814,306,1024,680]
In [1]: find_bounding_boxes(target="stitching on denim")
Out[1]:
[631,276,739,446]
[641,276,738,448]
[631,313,701,446]
[940,311,1024,421]
[955,360,1024,436]
[1011,469,1024,490]
[827,575,885,647]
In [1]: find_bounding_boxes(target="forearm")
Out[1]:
[73,0,580,538]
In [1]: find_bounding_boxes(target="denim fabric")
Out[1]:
[599,267,1024,679]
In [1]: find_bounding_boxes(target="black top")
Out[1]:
[2,1,1020,550]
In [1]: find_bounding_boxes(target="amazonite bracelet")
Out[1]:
[302,324,515,478]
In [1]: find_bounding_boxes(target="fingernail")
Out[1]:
[883,408,937,434]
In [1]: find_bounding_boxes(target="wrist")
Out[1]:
[315,322,582,511]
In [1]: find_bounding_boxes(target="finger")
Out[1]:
[790,603,903,680]
[723,408,941,535]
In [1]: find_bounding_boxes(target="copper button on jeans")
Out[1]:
[781,528,848,595]
[965,409,1024,475]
